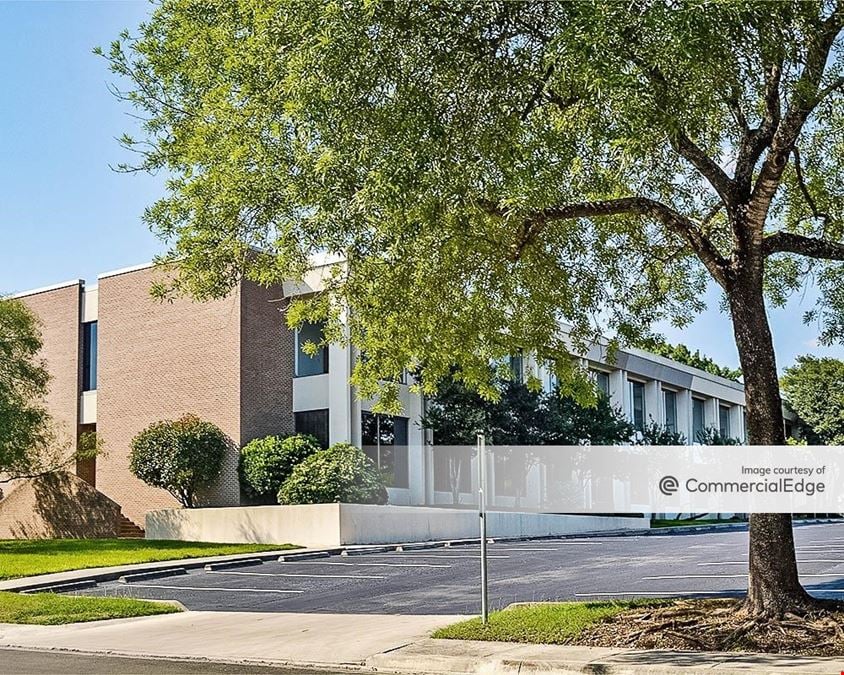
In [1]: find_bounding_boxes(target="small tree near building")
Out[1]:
[278,443,388,505]
[129,414,229,508]
[239,434,321,503]
[781,355,844,445]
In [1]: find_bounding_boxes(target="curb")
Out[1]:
[0,549,298,593]
[118,569,188,584]
[19,580,97,595]
[204,558,264,572]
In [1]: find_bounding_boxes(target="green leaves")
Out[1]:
[0,298,51,477]
[129,414,230,507]
[239,433,321,502]
[277,442,388,505]
[781,355,844,444]
[103,1,844,408]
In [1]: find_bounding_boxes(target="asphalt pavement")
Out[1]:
[0,649,324,674]
[64,521,844,615]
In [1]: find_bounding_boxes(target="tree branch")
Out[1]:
[762,231,844,260]
[669,130,736,208]
[792,147,832,228]
[734,58,782,193]
[625,52,735,208]
[479,196,730,287]
[749,10,844,222]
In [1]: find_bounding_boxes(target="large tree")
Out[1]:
[104,1,844,616]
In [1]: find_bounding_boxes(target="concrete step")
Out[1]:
[118,514,145,539]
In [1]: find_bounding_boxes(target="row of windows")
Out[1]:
[595,369,735,438]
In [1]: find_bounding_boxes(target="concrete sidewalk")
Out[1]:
[0,611,459,668]
[2,611,844,674]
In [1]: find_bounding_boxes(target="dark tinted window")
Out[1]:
[692,398,705,441]
[594,370,610,397]
[82,321,97,392]
[294,409,329,448]
[664,390,677,432]
[631,381,645,432]
[361,412,409,488]
[719,405,731,437]
[295,321,328,377]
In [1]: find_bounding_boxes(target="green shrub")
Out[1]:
[239,434,321,502]
[278,443,388,505]
[129,414,229,508]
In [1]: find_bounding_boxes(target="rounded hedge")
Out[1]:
[129,414,229,508]
[278,443,388,505]
[239,434,321,502]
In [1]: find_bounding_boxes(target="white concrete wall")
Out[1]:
[146,503,648,547]
[146,503,342,547]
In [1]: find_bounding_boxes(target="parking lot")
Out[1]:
[70,522,844,615]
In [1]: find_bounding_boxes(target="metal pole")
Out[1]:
[477,434,489,624]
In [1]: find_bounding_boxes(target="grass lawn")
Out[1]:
[651,517,745,528]
[432,600,665,644]
[0,539,299,581]
[0,591,180,625]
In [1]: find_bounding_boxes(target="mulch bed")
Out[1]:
[575,598,844,656]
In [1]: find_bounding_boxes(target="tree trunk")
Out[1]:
[728,277,816,616]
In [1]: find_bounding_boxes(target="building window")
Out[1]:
[508,352,524,382]
[82,321,97,392]
[719,405,731,437]
[663,389,677,433]
[361,412,409,489]
[631,380,645,432]
[593,370,610,397]
[295,321,328,377]
[294,409,329,448]
[692,398,705,442]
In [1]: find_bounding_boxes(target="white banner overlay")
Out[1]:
[428,445,844,514]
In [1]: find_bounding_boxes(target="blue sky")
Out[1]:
[0,1,840,374]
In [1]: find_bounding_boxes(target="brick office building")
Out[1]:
[14,263,294,528]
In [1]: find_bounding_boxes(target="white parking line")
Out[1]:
[647,573,844,580]
[700,560,844,565]
[207,570,386,580]
[455,547,560,552]
[126,584,304,594]
[643,574,747,580]
[364,554,510,560]
[295,561,452,569]
[575,590,733,597]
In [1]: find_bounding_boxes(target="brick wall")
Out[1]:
[11,268,297,527]
[240,281,295,444]
[0,472,120,539]
[18,283,82,447]
[97,266,243,524]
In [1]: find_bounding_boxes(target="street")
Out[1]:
[67,521,844,615]
[0,649,326,675]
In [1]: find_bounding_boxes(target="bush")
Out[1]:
[278,443,388,505]
[129,414,229,508]
[239,434,321,502]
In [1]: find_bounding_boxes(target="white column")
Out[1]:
[704,397,719,431]
[729,405,744,441]
[645,380,661,427]
[610,370,626,415]
[328,318,353,446]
